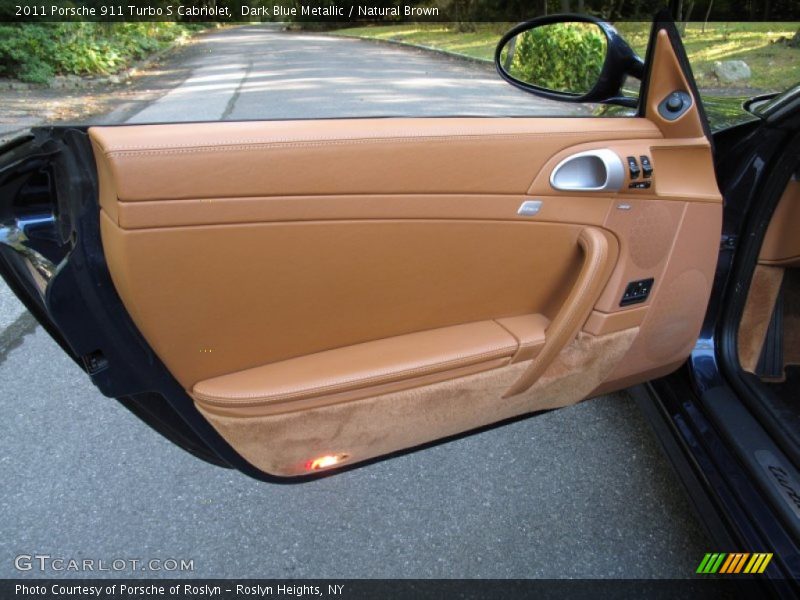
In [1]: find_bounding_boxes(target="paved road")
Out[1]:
[0,25,708,579]
[106,25,583,123]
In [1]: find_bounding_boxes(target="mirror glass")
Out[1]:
[498,22,608,96]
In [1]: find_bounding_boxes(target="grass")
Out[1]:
[334,22,800,93]
[334,24,507,62]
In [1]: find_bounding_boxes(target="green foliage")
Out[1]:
[340,22,800,93]
[0,23,203,83]
[503,23,607,95]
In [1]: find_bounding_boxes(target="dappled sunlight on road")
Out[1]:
[392,77,508,89]
[185,68,250,84]
[127,24,580,123]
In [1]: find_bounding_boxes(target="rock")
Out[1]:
[49,74,85,89]
[107,70,132,85]
[10,81,30,91]
[713,60,752,84]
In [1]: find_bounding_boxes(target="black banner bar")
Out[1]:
[0,579,784,599]
[1,0,800,23]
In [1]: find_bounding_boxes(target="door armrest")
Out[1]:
[192,318,547,416]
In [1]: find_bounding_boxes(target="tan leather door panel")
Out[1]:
[90,29,722,476]
[100,216,594,387]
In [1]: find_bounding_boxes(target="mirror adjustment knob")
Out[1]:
[665,93,684,112]
[658,90,692,121]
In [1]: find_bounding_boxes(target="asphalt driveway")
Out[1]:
[0,25,708,579]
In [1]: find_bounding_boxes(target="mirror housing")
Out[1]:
[495,15,644,107]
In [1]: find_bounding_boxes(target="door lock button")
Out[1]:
[628,180,651,190]
[626,156,640,179]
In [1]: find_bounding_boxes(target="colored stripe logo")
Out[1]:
[697,552,773,574]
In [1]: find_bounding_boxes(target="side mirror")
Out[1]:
[495,16,644,107]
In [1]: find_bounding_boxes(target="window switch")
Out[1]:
[620,278,654,306]
[640,155,653,178]
[626,156,640,179]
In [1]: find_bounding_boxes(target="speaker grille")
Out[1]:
[644,269,709,362]
[628,203,674,270]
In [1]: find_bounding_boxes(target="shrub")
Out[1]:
[0,22,205,83]
[503,23,607,95]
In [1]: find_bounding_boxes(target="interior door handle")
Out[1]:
[503,227,612,398]
[550,149,624,192]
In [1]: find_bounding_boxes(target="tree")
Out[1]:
[702,0,714,33]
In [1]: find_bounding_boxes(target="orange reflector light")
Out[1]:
[305,454,349,471]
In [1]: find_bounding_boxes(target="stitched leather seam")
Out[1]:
[543,231,606,358]
[194,343,517,405]
[98,127,657,152]
[492,319,520,345]
[99,128,653,151]
[103,130,646,156]
[507,229,606,393]
[518,339,546,349]
[559,232,605,340]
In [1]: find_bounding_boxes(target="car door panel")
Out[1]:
[0,16,723,478]
[89,90,721,475]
